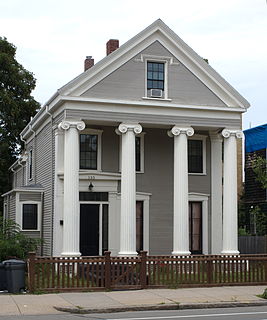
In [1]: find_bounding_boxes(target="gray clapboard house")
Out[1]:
[2,20,250,257]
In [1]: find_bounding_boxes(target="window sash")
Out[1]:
[80,134,98,170]
[188,140,203,173]
[22,204,38,230]
[147,62,164,91]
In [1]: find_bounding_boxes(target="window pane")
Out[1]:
[188,140,203,173]
[135,136,141,171]
[102,204,109,254]
[147,62,164,91]
[80,134,98,169]
[79,192,109,201]
[22,204,38,230]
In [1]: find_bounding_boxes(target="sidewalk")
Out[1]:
[0,285,267,316]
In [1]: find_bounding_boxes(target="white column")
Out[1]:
[221,129,243,255]
[209,132,223,254]
[59,120,85,257]
[116,123,142,256]
[53,128,64,256]
[168,126,194,256]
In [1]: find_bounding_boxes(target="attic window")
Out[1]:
[147,62,164,91]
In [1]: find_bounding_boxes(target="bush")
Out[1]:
[0,219,42,261]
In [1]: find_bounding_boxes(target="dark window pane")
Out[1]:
[22,204,38,230]
[80,134,98,169]
[79,192,108,201]
[102,204,109,254]
[188,140,203,173]
[147,62,164,91]
[135,136,141,171]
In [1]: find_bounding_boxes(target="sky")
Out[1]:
[0,0,266,130]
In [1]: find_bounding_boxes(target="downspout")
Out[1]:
[46,105,54,256]
[29,124,36,184]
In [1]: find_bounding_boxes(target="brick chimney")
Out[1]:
[106,39,119,55]
[84,56,94,71]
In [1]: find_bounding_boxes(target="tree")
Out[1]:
[0,37,40,215]
[251,156,267,190]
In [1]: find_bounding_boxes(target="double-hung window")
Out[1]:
[80,129,102,170]
[22,203,39,230]
[147,62,165,91]
[188,136,207,174]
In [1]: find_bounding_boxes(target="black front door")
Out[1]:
[80,204,99,256]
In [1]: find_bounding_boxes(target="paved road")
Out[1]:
[1,307,267,320]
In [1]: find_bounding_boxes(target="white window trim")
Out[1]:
[188,134,207,175]
[141,55,176,100]
[119,132,145,173]
[79,128,103,172]
[20,200,41,231]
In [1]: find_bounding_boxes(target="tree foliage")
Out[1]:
[0,37,40,213]
[251,156,267,190]
[0,219,42,261]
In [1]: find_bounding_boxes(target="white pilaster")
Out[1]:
[59,120,85,257]
[53,128,64,256]
[209,132,223,254]
[116,123,142,256]
[221,129,243,255]
[168,126,194,256]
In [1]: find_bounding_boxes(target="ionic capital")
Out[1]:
[221,129,243,139]
[116,123,142,135]
[167,126,194,138]
[58,120,85,131]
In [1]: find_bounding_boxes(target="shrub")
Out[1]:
[0,219,42,261]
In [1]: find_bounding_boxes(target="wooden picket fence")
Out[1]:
[27,252,267,293]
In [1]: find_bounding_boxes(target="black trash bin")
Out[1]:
[0,262,7,291]
[3,259,26,293]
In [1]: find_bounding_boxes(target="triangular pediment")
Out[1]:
[59,19,250,109]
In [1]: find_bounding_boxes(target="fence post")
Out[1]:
[140,251,147,289]
[207,256,213,284]
[28,252,36,293]
[104,251,111,290]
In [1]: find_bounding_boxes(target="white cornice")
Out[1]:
[20,19,250,140]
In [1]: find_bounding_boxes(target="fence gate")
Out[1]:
[109,256,142,289]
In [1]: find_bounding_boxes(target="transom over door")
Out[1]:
[189,202,202,254]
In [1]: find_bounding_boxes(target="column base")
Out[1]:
[172,251,191,256]
[118,251,138,257]
[61,251,81,257]
[221,250,240,255]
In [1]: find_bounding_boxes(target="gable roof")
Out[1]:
[21,19,250,139]
[58,19,250,109]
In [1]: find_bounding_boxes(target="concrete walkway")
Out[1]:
[0,285,267,316]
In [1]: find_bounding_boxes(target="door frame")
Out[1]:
[80,201,109,255]
[189,193,209,255]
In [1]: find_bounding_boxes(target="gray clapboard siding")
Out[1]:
[82,41,226,108]
[35,121,53,256]
[19,193,42,202]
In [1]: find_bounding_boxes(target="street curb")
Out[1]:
[54,300,267,314]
